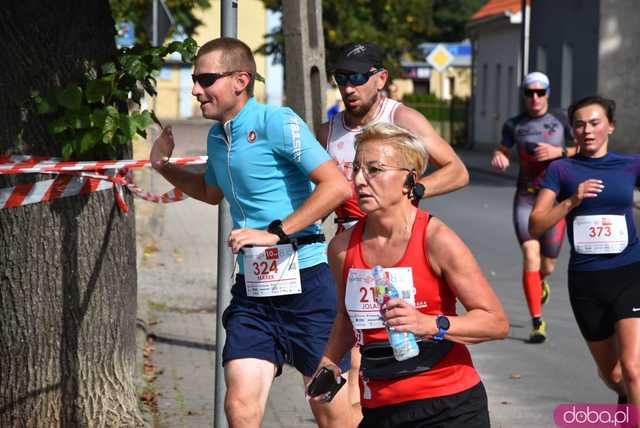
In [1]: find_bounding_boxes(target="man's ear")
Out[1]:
[234,72,252,95]
[377,69,388,92]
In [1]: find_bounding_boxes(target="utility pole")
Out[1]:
[282,0,326,134]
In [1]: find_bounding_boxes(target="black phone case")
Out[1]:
[307,367,345,401]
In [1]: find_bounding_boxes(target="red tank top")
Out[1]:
[343,209,480,408]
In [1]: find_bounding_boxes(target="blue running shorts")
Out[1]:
[222,262,351,377]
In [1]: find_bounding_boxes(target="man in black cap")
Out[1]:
[317,42,470,425]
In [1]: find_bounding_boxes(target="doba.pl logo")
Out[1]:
[554,403,638,427]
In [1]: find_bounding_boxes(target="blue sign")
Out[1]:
[419,42,471,58]
[116,21,135,48]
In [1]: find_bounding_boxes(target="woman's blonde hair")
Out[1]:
[354,122,428,174]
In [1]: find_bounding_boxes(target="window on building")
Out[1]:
[507,66,514,116]
[495,64,502,120]
[561,44,573,108]
[536,46,547,73]
[448,76,456,98]
[481,64,488,115]
[414,80,430,95]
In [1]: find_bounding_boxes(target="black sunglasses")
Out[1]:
[334,69,382,86]
[192,71,237,88]
[524,88,547,98]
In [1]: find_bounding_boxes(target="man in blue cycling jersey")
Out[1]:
[150,37,352,428]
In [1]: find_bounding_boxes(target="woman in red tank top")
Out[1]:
[308,123,509,428]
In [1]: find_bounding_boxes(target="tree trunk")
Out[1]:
[0,2,142,426]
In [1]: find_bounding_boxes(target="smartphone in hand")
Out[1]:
[306,367,346,402]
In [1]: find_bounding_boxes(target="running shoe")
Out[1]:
[541,279,551,305]
[529,319,547,343]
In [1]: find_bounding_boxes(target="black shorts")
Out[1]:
[358,382,490,428]
[568,261,640,341]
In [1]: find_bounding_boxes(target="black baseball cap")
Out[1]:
[332,42,384,73]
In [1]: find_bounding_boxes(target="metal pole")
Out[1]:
[215,4,237,428]
[521,0,529,80]
[152,0,158,47]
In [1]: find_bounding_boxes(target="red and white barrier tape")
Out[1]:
[0,155,206,175]
[0,155,205,211]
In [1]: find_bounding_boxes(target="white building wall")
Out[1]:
[599,1,640,152]
[470,18,522,148]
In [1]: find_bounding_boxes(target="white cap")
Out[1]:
[523,71,550,89]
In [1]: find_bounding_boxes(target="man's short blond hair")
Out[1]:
[197,37,256,95]
[354,122,428,174]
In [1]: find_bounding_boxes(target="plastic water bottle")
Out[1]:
[372,266,420,361]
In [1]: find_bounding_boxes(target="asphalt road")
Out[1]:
[423,168,614,428]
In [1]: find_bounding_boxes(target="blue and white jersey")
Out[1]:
[204,97,332,272]
[541,152,640,271]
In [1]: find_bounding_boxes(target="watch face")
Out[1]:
[437,316,450,330]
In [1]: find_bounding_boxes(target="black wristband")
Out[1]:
[268,219,288,242]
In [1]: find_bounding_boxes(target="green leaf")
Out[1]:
[62,143,74,160]
[120,55,148,81]
[55,85,83,110]
[139,110,155,129]
[35,96,58,114]
[91,109,108,128]
[167,41,182,53]
[179,38,198,64]
[150,54,164,70]
[102,106,120,143]
[86,78,112,103]
[65,109,92,130]
[150,110,162,127]
[48,117,68,134]
[101,62,117,75]
[79,130,100,153]
[119,114,136,139]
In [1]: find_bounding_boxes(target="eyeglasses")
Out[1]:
[351,161,411,180]
[524,88,547,98]
[334,69,382,86]
[192,71,238,88]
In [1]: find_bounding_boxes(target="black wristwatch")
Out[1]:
[268,219,288,242]
[433,315,450,341]
[561,147,568,158]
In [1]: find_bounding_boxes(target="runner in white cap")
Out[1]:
[491,71,576,343]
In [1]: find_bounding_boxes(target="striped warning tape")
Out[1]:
[0,155,206,211]
[0,155,207,174]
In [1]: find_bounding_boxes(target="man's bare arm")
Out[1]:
[394,105,469,197]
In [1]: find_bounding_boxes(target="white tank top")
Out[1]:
[327,97,401,179]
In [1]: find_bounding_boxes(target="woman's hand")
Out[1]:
[569,179,604,207]
[381,298,432,337]
[306,361,343,403]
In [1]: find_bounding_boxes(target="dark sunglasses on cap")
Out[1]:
[334,68,383,86]
[192,71,239,88]
[524,88,547,98]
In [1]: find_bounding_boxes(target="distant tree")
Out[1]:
[431,0,486,42]
[259,0,435,78]
[110,0,211,43]
[260,0,486,77]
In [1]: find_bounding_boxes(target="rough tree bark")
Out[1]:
[0,2,142,427]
